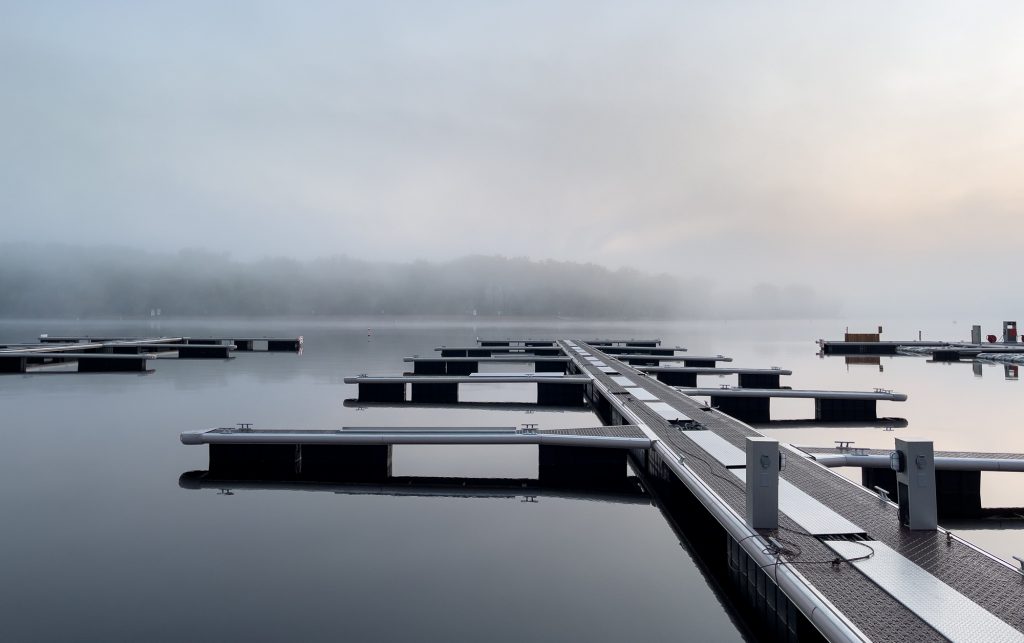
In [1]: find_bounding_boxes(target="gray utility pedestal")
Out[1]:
[894,438,937,530]
[745,437,779,530]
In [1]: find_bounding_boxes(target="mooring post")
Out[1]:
[745,437,779,530]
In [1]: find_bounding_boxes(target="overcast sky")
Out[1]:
[2,2,1022,314]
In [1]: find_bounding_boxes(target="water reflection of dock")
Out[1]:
[178,472,652,505]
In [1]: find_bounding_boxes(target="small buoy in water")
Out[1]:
[367,328,372,337]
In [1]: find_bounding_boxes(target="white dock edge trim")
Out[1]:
[655,441,870,643]
[825,540,1023,643]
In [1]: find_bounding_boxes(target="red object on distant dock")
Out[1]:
[987,335,998,343]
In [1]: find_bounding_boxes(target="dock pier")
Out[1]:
[0,333,302,375]
[40,334,303,352]
[183,425,649,484]
[404,356,570,375]
[638,366,791,388]
[344,374,591,406]
[0,349,156,373]
[181,335,1024,642]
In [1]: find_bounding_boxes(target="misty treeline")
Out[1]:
[0,245,837,319]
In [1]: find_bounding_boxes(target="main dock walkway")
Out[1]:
[566,340,1024,642]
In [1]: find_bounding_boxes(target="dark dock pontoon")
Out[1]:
[343,374,591,406]
[403,355,570,374]
[0,351,156,373]
[637,365,792,387]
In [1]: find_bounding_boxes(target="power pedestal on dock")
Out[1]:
[745,437,779,531]
[894,438,937,530]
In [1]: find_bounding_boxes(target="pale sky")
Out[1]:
[2,1,1022,314]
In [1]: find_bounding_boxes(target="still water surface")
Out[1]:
[1,317,1021,641]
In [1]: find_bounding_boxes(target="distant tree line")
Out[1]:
[0,245,839,319]
[0,245,703,319]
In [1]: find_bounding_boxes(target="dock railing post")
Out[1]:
[745,437,779,530]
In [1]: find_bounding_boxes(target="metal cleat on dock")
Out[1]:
[518,423,539,435]
[1011,555,1024,574]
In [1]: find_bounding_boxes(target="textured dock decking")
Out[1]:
[566,340,1024,642]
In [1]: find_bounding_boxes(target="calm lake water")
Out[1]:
[1,317,1022,642]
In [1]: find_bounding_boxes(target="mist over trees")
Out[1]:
[0,245,837,319]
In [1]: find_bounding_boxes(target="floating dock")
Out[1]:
[403,355,570,374]
[671,387,907,422]
[0,351,157,373]
[39,334,303,352]
[343,374,591,405]
[182,425,648,483]
[0,333,301,374]
[181,335,1024,641]
[798,445,1024,519]
[637,365,791,387]
[478,338,661,347]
